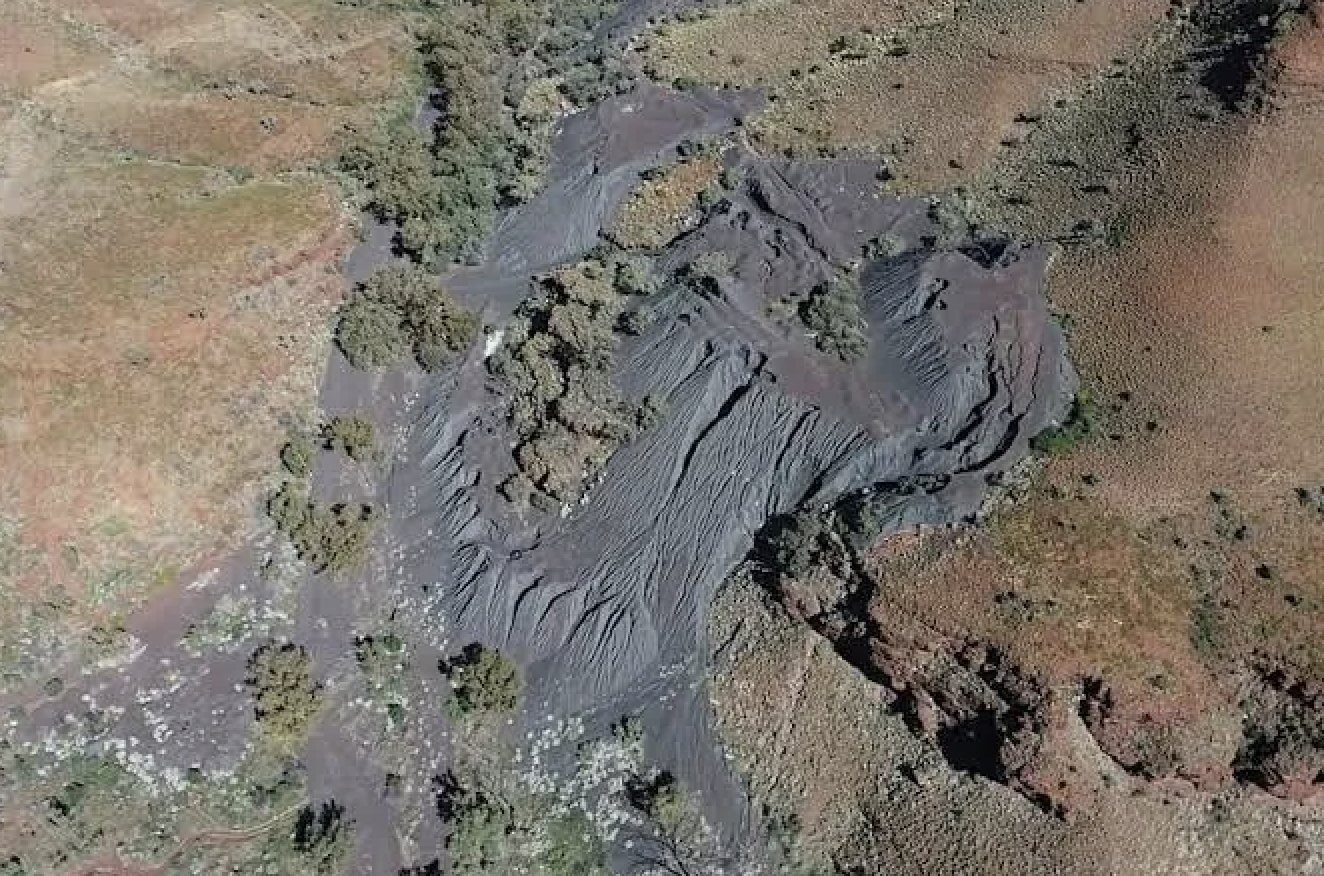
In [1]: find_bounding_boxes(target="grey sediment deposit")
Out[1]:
[348,81,1074,840]
[1,81,1073,875]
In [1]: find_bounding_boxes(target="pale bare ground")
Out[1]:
[0,0,413,663]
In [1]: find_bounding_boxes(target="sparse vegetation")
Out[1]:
[281,437,316,478]
[355,631,410,723]
[246,642,324,751]
[322,415,377,463]
[1030,392,1096,454]
[337,263,478,372]
[441,643,522,717]
[799,273,868,361]
[1235,658,1324,794]
[268,482,378,574]
[435,770,609,876]
[488,261,645,504]
[627,772,730,876]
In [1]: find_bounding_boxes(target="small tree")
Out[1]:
[322,415,376,463]
[336,264,478,372]
[336,296,409,368]
[280,437,316,478]
[247,642,323,749]
[799,274,868,361]
[442,643,522,716]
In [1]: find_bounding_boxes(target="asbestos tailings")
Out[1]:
[385,87,1074,831]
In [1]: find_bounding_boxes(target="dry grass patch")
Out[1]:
[865,496,1213,723]
[52,0,225,42]
[607,153,721,250]
[46,72,358,173]
[642,0,949,88]
[643,0,1165,189]
[0,5,113,94]
[0,0,413,685]
[151,4,409,106]
[0,159,347,665]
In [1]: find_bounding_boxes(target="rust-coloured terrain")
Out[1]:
[0,0,413,683]
[653,0,1324,868]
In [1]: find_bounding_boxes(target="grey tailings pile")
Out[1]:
[372,83,1073,845]
[2,70,1073,876]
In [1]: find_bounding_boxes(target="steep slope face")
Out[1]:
[695,0,1324,850]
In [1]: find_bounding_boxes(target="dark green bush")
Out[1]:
[862,232,907,259]
[338,126,443,224]
[246,642,323,749]
[1030,392,1095,454]
[268,484,378,574]
[755,510,835,583]
[799,274,868,361]
[434,770,609,876]
[337,264,478,371]
[323,415,376,463]
[488,262,636,502]
[441,643,522,716]
[262,801,353,876]
[612,254,658,296]
[280,437,316,478]
[683,251,733,299]
[336,296,409,368]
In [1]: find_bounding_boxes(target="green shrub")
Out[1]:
[625,772,725,875]
[612,254,658,296]
[684,251,733,299]
[441,643,521,716]
[755,510,835,583]
[246,642,323,749]
[439,775,514,875]
[268,481,315,535]
[799,274,868,361]
[435,770,609,876]
[263,801,353,876]
[926,194,977,249]
[336,296,409,368]
[635,395,665,431]
[539,811,608,876]
[337,264,479,372]
[828,32,871,60]
[323,415,376,463]
[862,232,907,259]
[488,261,637,503]
[280,437,316,478]
[268,484,377,574]
[616,306,652,335]
[338,126,442,224]
[309,503,378,574]
[1030,392,1095,454]
[355,631,409,706]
